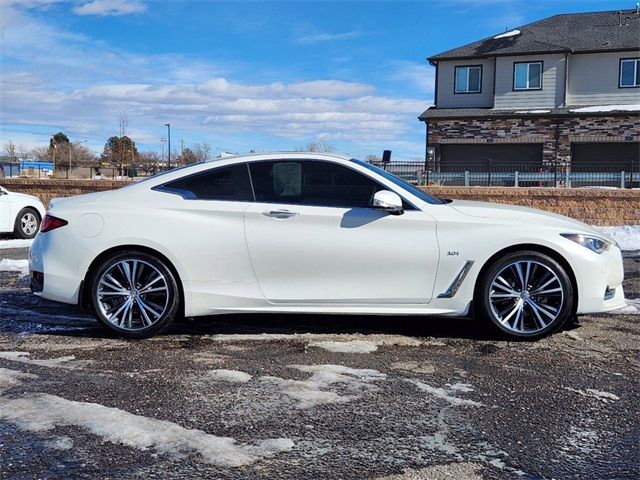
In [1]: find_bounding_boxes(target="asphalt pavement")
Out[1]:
[0,245,638,480]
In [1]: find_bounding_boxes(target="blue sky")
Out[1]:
[0,0,625,160]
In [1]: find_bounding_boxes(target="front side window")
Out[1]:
[454,65,482,93]
[249,160,383,208]
[514,61,542,90]
[159,164,253,201]
[620,58,640,87]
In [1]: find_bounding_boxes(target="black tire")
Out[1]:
[89,250,180,339]
[477,250,574,340]
[13,208,40,239]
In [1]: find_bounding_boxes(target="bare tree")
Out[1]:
[17,145,30,162]
[71,142,98,167]
[297,141,337,153]
[365,154,382,163]
[138,151,160,174]
[3,141,16,161]
[31,146,50,161]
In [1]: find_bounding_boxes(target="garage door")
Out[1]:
[571,142,640,172]
[439,144,543,171]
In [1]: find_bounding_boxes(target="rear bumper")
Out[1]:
[29,230,94,305]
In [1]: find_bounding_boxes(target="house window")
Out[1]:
[513,61,542,90]
[620,58,640,87]
[454,66,482,93]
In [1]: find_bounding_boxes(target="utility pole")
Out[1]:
[165,123,171,169]
[180,139,184,156]
[160,138,166,163]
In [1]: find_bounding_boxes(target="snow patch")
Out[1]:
[0,239,34,249]
[409,380,482,407]
[45,436,74,451]
[564,387,619,403]
[309,340,378,353]
[493,29,520,39]
[0,259,29,275]
[514,110,550,114]
[0,393,294,466]
[261,364,386,409]
[609,298,640,315]
[596,225,640,251]
[0,351,92,369]
[0,367,37,393]
[206,369,252,383]
[571,104,640,113]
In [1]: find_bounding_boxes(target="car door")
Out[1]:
[244,159,439,305]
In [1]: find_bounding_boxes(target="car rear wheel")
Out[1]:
[478,251,574,340]
[14,208,40,239]
[90,251,180,339]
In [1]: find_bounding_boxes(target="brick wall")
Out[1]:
[1,178,638,226]
[428,115,640,165]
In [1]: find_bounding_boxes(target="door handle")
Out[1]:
[261,209,299,219]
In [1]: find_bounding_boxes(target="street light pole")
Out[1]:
[165,123,171,169]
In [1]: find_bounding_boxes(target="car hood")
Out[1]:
[449,199,603,236]
[7,191,41,203]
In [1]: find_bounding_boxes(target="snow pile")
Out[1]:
[0,391,294,466]
[597,225,640,251]
[408,380,482,407]
[571,104,640,113]
[206,369,252,383]
[0,259,29,275]
[493,29,520,39]
[0,239,34,249]
[309,340,379,353]
[261,364,386,409]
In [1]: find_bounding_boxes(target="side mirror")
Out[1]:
[372,190,404,215]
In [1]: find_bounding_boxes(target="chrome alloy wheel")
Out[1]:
[95,259,170,331]
[488,260,564,334]
[21,212,38,236]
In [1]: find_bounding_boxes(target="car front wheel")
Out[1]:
[478,251,574,340]
[90,251,180,339]
[14,208,40,239]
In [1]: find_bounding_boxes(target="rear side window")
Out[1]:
[249,160,384,208]
[158,164,253,201]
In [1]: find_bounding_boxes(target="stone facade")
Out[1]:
[427,114,640,166]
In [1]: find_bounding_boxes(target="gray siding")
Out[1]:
[494,54,566,109]
[435,59,494,108]
[567,51,640,105]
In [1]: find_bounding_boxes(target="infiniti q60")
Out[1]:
[29,153,625,339]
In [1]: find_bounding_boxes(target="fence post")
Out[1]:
[514,171,519,188]
[464,171,469,187]
[488,159,492,186]
[416,171,422,186]
[553,162,558,187]
[621,171,625,189]
[565,169,570,188]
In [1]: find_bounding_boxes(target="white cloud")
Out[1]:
[72,0,145,16]
[296,30,361,45]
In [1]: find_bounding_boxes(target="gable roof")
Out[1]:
[429,9,640,62]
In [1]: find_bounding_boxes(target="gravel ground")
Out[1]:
[0,246,638,480]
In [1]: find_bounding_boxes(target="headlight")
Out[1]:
[560,233,611,254]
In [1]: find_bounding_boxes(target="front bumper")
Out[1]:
[571,243,626,314]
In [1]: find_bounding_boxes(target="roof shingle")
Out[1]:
[429,9,640,62]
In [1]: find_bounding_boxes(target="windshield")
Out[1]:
[350,158,445,205]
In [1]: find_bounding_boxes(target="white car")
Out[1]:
[0,186,46,239]
[29,153,625,339]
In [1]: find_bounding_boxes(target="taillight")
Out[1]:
[40,214,68,233]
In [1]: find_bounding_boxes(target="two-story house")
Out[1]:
[419,8,640,173]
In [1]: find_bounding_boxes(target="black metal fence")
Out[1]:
[0,164,171,180]
[371,160,640,188]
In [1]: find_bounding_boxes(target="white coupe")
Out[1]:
[0,186,46,239]
[29,153,625,339]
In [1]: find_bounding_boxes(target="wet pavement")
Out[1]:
[0,245,638,480]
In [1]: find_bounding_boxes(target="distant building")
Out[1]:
[420,8,640,172]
